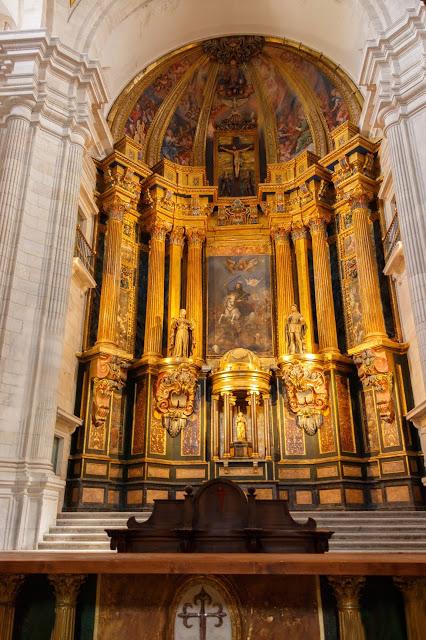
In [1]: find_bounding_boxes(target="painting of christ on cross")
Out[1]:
[215,131,258,198]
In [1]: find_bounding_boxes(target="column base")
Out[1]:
[0,461,64,549]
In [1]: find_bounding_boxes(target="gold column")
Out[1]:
[248,391,259,457]
[0,575,24,640]
[328,576,366,640]
[49,575,86,640]
[143,220,171,360]
[394,577,426,640]
[292,227,315,352]
[350,193,386,339]
[167,226,185,352]
[262,393,272,460]
[309,218,339,354]
[97,202,125,345]
[186,228,205,360]
[211,393,220,460]
[273,226,295,356]
[222,391,231,458]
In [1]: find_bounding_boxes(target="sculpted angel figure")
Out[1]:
[285,304,307,354]
[169,309,195,358]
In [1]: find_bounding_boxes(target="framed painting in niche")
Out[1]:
[214,130,259,198]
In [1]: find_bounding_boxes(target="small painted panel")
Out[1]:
[284,408,305,456]
[207,253,273,357]
[336,375,356,453]
[182,385,202,456]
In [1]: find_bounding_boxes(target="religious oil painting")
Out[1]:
[215,131,258,197]
[207,252,273,357]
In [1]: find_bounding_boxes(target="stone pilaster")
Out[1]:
[292,227,315,352]
[272,226,295,356]
[328,576,366,640]
[0,575,24,640]
[167,226,185,352]
[309,218,339,354]
[350,193,386,340]
[0,33,108,549]
[49,575,87,640]
[143,220,171,360]
[186,228,205,360]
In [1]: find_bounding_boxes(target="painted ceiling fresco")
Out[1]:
[120,36,361,173]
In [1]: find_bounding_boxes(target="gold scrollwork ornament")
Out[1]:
[155,363,199,437]
[282,361,329,435]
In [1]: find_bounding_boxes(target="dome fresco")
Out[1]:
[111,36,361,177]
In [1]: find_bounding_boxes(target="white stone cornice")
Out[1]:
[360,5,426,131]
[0,30,112,156]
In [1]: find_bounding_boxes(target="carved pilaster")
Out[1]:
[272,226,294,356]
[0,575,24,640]
[186,228,205,360]
[168,226,185,352]
[309,217,339,354]
[292,225,315,352]
[49,575,87,640]
[143,219,172,360]
[328,576,366,640]
[96,199,127,346]
[394,577,426,639]
[350,191,386,340]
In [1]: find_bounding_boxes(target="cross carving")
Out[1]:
[177,587,227,640]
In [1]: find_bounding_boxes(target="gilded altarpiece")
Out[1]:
[66,37,424,512]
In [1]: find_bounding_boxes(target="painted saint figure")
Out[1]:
[285,304,307,354]
[235,410,248,442]
[169,309,195,358]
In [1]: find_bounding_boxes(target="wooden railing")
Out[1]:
[382,208,401,262]
[74,225,95,276]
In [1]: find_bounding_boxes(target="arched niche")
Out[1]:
[170,576,242,640]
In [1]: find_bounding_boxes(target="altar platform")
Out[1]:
[1,552,425,639]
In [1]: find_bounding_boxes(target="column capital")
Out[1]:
[104,198,129,222]
[348,189,371,212]
[328,576,366,609]
[271,225,291,244]
[151,219,172,241]
[186,227,206,246]
[170,226,185,246]
[308,218,327,234]
[291,226,308,242]
[48,575,87,607]
[0,574,24,605]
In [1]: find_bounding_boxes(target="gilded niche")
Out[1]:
[281,361,329,435]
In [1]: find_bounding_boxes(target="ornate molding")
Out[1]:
[202,36,265,64]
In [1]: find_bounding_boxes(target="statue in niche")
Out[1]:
[285,304,307,354]
[169,309,195,358]
[235,410,248,442]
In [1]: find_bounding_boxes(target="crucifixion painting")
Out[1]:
[177,587,227,640]
[216,133,257,197]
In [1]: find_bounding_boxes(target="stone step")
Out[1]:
[38,509,426,552]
